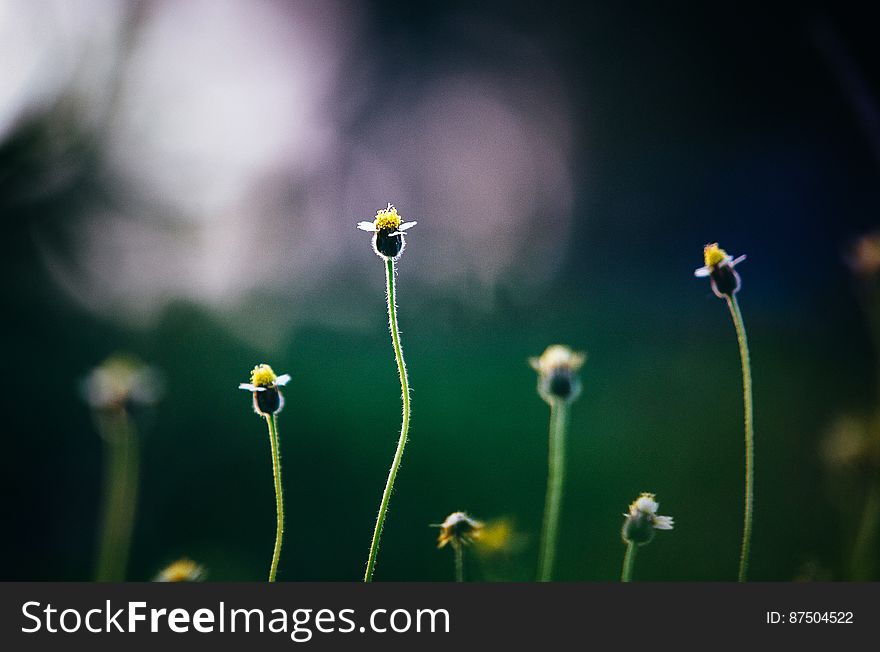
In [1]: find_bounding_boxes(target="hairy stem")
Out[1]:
[266,414,285,582]
[727,295,754,582]
[454,544,464,583]
[364,257,412,582]
[621,541,638,582]
[537,400,568,581]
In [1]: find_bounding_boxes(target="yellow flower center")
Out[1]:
[250,364,278,387]
[530,345,587,375]
[159,559,202,582]
[703,243,727,268]
[373,204,402,231]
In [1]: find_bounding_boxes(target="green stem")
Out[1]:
[621,541,638,582]
[537,400,568,581]
[850,481,880,580]
[95,410,139,582]
[364,257,412,582]
[858,283,880,403]
[727,295,754,582]
[454,544,464,582]
[266,414,285,582]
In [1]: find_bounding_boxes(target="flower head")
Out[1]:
[154,558,205,582]
[434,511,484,549]
[239,363,291,416]
[694,242,746,298]
[472,517,526,557]
[357,203,417,260]
[848,232,880,279]
[529,344,586,404]
[821,413,880,473]
[82,354,163,412]
[622,492,674,545]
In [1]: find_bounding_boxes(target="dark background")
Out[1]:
[1,0,878,581]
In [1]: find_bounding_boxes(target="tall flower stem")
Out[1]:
[364,257,412,582]
[726,295,754,582]
[454,545,464,583]
[537,400,569,581]
[620,541,638,582]
[95,410,139,582]
[850,481,880,580]
[266,414,284,582]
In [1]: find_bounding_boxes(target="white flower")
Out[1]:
[239,363,291,416]
[694,242,747,298]
[433,511,484,549]
[528,344,586,404]
[633,494,659,515]
[622,492,674,544]
[82,354,163,410]
[357,203,417,260]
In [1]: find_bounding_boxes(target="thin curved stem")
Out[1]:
[454,545,464,583]
[727,295,754,582]
[364,257,412,582]
[266,414,284,582]
[537,400,568,581]
[621,541,638,582]
[95,410,139,582]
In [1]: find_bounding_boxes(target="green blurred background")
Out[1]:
[2,0,878,581]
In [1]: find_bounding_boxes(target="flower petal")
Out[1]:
[653,515,674,530]
[635,495,659,514]
[398,221,418,231]
[238,383,257,391]
[275,374,291,386]
[731,254,747,266]
[694,266,712,277]
[357,221,376,232]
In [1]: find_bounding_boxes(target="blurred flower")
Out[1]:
[848,232,880,279]
[82,353,162,411]
[434,511,483,549]
[154,558,205,582]
[622,493,674,545]
[694,242,746,298]
[473,518,513,554]
[472,517,527,557]
[357,203,417,260]
[85,353,157,581]
[239,364,290,417]
[529,344,586,404]
[821,413,880,473]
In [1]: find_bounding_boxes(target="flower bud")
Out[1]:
[238,364,291,417]
[356,204,418,261]
[621,493,674,546]
[82,354,162,412]
[434,511,484,549]
[694,243,746,299]
[529,345,586,404]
